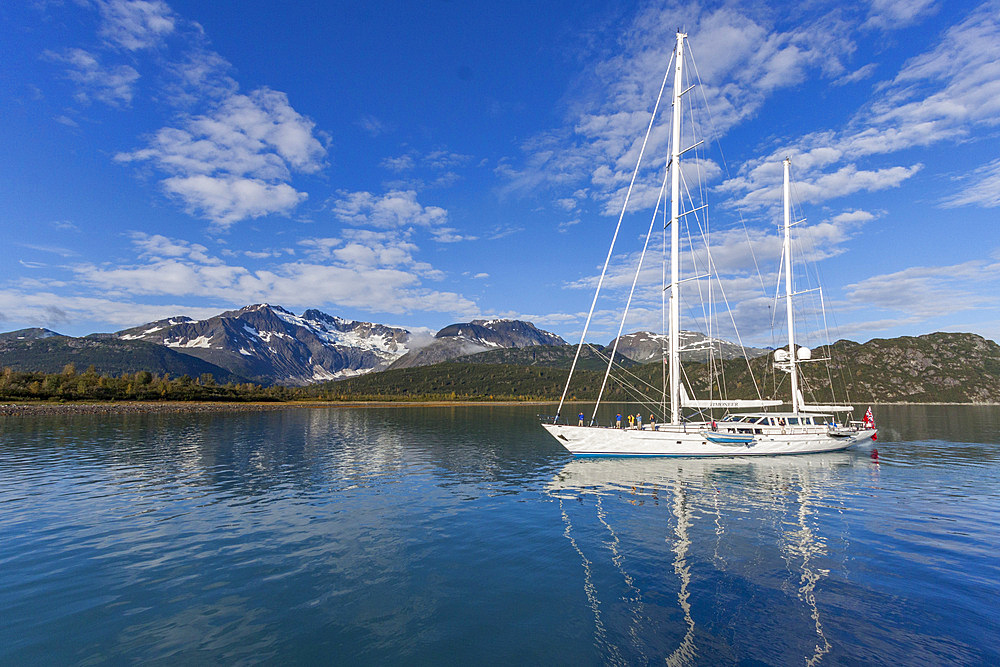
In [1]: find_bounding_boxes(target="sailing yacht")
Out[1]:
[541,32,876,457]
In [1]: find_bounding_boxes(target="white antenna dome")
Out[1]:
[797,347,812,360]
[774,349,789,362]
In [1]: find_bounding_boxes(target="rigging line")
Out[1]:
[588,348,663,396]
[710,263,769,402]
[592,158,672,420]
[584,345,664,400]
[818,288,840,405]
[680,168,715,352]
[678,170,719,402]
[617,381,661,412]
[684,180,769,403]
[788,174,853,408]
[555,49,676,421]
[770,262,783,330]
[686,40,768,298]
[679,145,770,405]
[787,170,849,407]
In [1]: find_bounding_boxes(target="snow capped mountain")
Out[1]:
[612,331,771,362]
[389,319,567,369]
[117,304,414,385]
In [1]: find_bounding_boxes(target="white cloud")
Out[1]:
[117,88,326,227]
[834,63,878,86]
[47,48,139,107]
[940,158,1000,208]
[130,232,220,264]
[709,2,1000,223]
[164,48,238,106]
[358,115,389,137]
[423,150,472,170]
[499,4,856,213]
[727,163,922,210]
[49,232,477,317]
[558,219,581,233]
[844,260,1000,319]
[49,2,327,227]
[330,189,449,231]
[97,0,177,51]
[162,175,307,225]
[864,0,938,30]
[382,155,416,172]
[0,291,222,330]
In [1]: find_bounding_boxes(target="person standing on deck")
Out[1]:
[578,413,585,426]
[636,413,642,430]
[616,413,622,429]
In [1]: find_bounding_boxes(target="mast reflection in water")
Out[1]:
[0,404,997,664]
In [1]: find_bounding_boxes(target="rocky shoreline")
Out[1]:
[0,401,301,417]
[4,400,981,418]
[0,399,559,417]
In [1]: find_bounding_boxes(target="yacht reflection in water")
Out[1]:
[548,454,858,665]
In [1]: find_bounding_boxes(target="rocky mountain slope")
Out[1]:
[612,331,771,363]
[450,344,637,370]
[326,331,1000,404]
[0,330,243,382]
[389,319,566,369]
[820,332,1000,403]
[117,304,413,386]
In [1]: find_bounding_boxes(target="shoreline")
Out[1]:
[2,399,998,417]
[0,400,561,417]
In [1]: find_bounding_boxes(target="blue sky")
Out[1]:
[2,0,999,347]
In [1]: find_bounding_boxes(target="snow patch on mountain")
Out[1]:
[115,304,415,386]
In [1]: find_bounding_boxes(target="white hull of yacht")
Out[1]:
[541,422,875,457]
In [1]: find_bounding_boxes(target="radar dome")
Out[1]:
[774,349,789,362]
[796,347,812,360]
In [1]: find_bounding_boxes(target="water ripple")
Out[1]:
[0,405,998,663]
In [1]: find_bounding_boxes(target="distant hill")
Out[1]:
[319,332,1000,404]
[389,319,566,369]
[822,332,1000,403]
[319,362,622,402]
[450,344,637,370]
[0,331,244,382]
[0,328,62,342]
[612,331,771,363]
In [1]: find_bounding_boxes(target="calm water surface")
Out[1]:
[1,404,998,664]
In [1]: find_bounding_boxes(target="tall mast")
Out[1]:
[668,31,686,425]
[783,157,800,413]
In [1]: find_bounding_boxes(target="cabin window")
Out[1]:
[787,417,799,425]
